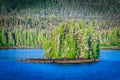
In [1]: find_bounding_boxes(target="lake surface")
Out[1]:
[0,49,120,80]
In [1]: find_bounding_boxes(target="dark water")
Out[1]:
[0,49,120,80]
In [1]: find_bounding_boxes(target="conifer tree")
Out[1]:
[0,27,7,46]
[37,32,42,46]
[7,31,14,46]
[22,31,27,46]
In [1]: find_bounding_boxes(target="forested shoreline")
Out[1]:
[0,0,120,48]
[0,25,120,48]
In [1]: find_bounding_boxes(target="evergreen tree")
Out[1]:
[37,32,42,46]
[22,31,27,46]
[7,31,14,46]
[0,27,7,46]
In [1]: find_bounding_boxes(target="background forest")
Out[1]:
[0,0,120,47]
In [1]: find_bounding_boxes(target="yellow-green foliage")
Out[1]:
[7,31,14,46]
[41,20,100,59]
[0,27,42,47]
[99,27,120,46]
[0,27,7,46]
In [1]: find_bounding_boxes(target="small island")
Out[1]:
[21,21,100,63]
[21,58,99,64]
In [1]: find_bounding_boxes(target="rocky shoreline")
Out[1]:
[20,58,99,64]
[100,46,120,50]
[0,46,42,49]
[0,46,120,50]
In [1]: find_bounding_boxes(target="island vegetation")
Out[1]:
[40,21,100,59]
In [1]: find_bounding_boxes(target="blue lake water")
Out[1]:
[0,49,120,80]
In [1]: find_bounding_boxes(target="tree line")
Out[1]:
[0,27,42,46]
[99,27,120,46]
[0,26,120,47]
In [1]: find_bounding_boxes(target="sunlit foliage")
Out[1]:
[99,27,120,46]
[40,21,100,59]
